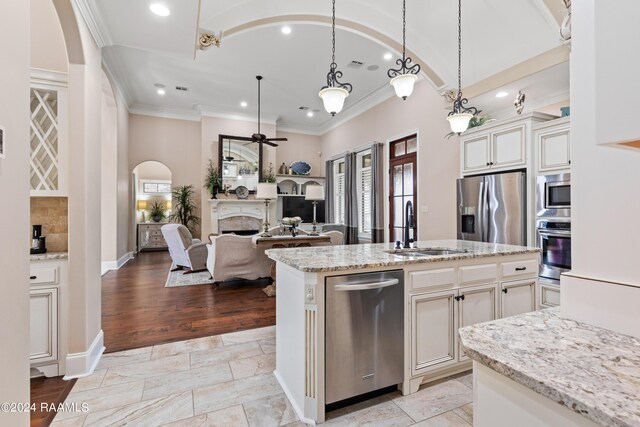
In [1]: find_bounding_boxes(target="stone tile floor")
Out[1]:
[52,326,473,426]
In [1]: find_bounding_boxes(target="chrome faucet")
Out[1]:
[404,200,414,248]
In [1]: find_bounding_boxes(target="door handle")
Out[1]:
[334,279,399,291]
[515,267,527,271]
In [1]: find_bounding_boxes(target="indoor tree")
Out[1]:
[168,184,200,235]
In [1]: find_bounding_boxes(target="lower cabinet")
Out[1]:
[30,287,58,364]
[501,279,536,318]
[539,282,561,308]
[411,282,500,375]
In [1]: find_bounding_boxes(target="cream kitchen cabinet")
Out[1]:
[461,112,556,175]
[457,283,500,362]
[30,256,68,377]
[501,278,537,317]
[534,117,571,173]
[30,70,69,196]
[538,281,561,308]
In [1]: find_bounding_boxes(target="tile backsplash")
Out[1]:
[30,197,68,252]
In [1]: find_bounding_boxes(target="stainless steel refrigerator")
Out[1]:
[457,171,526,245]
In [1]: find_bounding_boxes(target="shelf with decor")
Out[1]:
[276,175,325,196]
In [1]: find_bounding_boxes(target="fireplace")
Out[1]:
[209,199,276,235]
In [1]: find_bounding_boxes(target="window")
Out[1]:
[141,180,171,195]
[357,151,372,238]
[333,160,345,224]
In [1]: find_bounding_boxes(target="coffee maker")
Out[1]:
[30,224,47,254]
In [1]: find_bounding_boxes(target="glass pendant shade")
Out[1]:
[319,87,349,116]
[447,113,473,133]
[390,74,418,100]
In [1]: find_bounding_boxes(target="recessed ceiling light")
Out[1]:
[149,3,170,17]
[157,88,166,95]
[307,111,314,118]
[281,26,292,35]
[383,52,393,61]
[240,101,248,108]
[496,91,509,98]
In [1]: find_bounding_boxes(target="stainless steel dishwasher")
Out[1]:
[325,270,404,405]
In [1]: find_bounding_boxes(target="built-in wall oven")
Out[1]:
[536,172,571,218]
[537,220,571,283]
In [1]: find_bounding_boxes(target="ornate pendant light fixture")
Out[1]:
[447,0,480,134]
[388,0,421,100]
[318,0,352,116]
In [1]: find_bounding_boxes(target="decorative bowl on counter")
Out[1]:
[281,216,302,226]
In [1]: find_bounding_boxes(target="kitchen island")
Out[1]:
[267,239,540,424]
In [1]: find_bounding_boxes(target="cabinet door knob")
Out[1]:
[486,162,490,166]
[30,275,37,280]
[502,288,508,294]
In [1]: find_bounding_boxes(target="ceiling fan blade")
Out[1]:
[264,138,288,142]
[231,136,254,142]
[262,141,279,147]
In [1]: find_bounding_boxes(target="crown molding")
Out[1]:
[71,0,112,48]
[195,105,278,125]
[129,103,201,122]
[30,68,68,87]
[101,50,135,108]
[101,60,132,110]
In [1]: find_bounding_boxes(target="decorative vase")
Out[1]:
[211,186,218,199]
[152,216,162,222]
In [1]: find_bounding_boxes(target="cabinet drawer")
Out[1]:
[501,259,537,279]
[30,267,59,285]
[459,264,497,285]
[410,268,456,291]
[540,284,560,307]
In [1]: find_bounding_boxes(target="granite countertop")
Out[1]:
[459,308,640,427]
[266,239,539,272]
[30,251,68,261]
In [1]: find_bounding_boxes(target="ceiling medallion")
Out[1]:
[318,0,353,116]
[388,0,421,100]
[447,0,481,135]
[198,32,222,50]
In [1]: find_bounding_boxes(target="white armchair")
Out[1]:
[207,234,272,283]
[320,230,344,245]
[161,224,208,273]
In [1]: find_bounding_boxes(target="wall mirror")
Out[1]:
[218,134,263,193]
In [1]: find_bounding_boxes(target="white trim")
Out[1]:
[196,105,279,125]
[102,61,133,110]
[30,68,68,87]
[274,370,317,425]
[129,104,202,122]
[63,330,105,379]
[101,251,133,276]
[71,0,112,48]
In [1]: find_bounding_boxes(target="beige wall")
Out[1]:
[129,114,202,236]
[320,80,459,241]
[275,131,323,177]
[66,7,103,353]
[0,0,31,423]
[115,85,131,258]
[101,72,118,263]
[31,0,67,72]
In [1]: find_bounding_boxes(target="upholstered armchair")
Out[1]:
[207,234,272,283]
[321,230,344,245]
[161,224,208,273]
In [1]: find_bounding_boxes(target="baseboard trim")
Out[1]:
[101,251,133,276]
[274,370,317,425]
[63,330,105,379]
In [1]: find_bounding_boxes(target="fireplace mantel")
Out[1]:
[209,199,276,235]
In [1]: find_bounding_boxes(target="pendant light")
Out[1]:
[447,0,480,134]
[319,0,352,116]
[388,0,421,100]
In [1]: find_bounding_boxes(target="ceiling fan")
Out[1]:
[235,75,287,147]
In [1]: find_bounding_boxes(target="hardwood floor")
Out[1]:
[101,250,276,353]
[31,250,275,426]
[30,376,76,427]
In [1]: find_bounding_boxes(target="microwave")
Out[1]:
[536,173,571,218]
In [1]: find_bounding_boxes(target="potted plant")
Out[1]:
[168,184,200,235]
[148,201,167,222]
[262,162,277,183]
[204,159,222,199]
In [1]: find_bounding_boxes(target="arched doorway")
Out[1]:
[132,161,173,252]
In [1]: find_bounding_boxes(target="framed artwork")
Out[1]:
[0,125,5,159]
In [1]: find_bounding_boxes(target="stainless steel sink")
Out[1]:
[384,247,468,257]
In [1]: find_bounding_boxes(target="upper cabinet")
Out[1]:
[533,117,571,173]
[461,113,556,176]
[30,70,68,196]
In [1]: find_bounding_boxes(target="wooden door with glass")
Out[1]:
[389,135,417,245]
